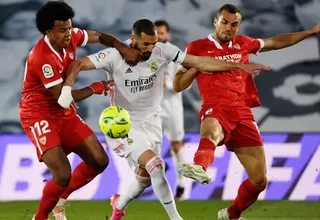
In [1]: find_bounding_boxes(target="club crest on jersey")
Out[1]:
[69,52,74,60]
[151,61,158,72]
[42,64,54,78]
[126,137,133,145]
[96,52,107,62]
[39,136,47,145]
[233,44,241,49]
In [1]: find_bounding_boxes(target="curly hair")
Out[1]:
[36,1,75,35]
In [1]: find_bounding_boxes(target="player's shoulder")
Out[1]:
[187,38,209,47]
[30,37,56,65]
[233,35,257,43]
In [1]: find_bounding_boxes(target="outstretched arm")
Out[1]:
[182,54,271,75]
[86,30,141,65]
[261,24,319,52]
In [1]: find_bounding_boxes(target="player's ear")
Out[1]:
[213,18,217,28]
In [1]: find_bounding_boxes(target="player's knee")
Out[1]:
[200,121,223,146]
[171,141,182,154]
[145,156,165,176]
[95,154,109,172]
[53,170,71,187]
[250,172,268,188]
[136,175,152,187]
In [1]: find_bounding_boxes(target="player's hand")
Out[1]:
[58,86,73,109]
[120,47,142,66]
[239,64,271,76]
[311,24,320,34]
[90,80,114,95]
[101,80,115,96]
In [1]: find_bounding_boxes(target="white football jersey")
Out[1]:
[87,41,186,120]
[161,42,183,117]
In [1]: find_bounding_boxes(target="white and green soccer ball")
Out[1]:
[99,106,131,139]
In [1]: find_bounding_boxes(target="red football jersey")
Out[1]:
[19,28,88,119]
[181,34,264,108]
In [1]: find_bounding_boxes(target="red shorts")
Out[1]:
[199,105,263,151]
[20,114,94,161]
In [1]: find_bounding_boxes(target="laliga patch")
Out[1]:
[42,64,54,78]
[95,52,107,62]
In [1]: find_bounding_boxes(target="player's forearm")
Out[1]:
[268,29,315,50]
[64,60,85,87]
[72,87,94,102]
[196,56,241,72]
[98,32,122,48]
[173,68,198,93]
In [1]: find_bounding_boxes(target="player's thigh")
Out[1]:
[199,107,230,145]
[61,115,108,171]
[234,146,267,187]
[228,121,267,186]
[21,118,62,161]
[42,146,72,187]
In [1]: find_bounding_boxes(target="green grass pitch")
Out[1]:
[0,200,319,220]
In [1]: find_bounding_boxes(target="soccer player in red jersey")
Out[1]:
[19,2,140,220]
[174,4,320,220]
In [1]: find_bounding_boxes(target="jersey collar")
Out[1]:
[207,34,232,50]
[44,35,66,62]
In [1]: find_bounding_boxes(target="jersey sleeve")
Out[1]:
[159,43,186,65]
[87,48,122,73]
[244,36,265,54]
[33,57,63,89]
[72,28,89,47]
[178,42,197,72]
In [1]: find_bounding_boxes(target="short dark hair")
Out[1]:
[216,4,241,18]
[132,19,156,37]
[36,1,75,35]
[154,20,170,32]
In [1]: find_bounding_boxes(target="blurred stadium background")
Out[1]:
[0,0,319,219]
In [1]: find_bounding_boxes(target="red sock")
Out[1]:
[60,162,101,199]
[228,179,266,218]
[35,179,66,220]
[193,138,216,170]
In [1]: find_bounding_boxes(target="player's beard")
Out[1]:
[133,44,151,61]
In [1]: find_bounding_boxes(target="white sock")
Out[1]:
[146,156,183,220]
[57,198,67,207]
[171,149,185,188]
[116,175,150,210]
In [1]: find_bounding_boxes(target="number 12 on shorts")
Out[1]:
[30,120,51,137]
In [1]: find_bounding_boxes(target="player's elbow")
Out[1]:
[173,80,182,93]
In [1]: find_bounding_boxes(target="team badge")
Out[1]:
[151,61,158,72]
[126,137,133,145]
[39,136,47,145]
[69,52,74,59]
[233,44,241,49]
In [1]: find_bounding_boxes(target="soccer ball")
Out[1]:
[99,106,131,139]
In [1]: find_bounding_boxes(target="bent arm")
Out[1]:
[64,57,96,87]
[173,68,198,93]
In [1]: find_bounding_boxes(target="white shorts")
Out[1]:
[105,115,162,173]
[162,111,185,142]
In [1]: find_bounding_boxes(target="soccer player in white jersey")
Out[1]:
[57,19,270,220]
[154,20,186,200]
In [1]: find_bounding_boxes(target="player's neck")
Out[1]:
[49,39,64,53]
[213,33,230,45]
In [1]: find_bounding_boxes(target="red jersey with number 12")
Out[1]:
[181,34,265,108]
[19,28,88,119]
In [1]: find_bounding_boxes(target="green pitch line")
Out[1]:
[0,200,319,220]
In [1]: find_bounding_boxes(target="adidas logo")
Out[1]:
[125,68,133,73]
